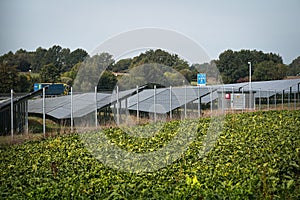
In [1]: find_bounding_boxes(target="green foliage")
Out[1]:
[0,46,88,74]
[66,48,88,72]
[0,63,32,93]
[129,49,190,78]
[179,69,193,83]
[288,56,300,76]
[30,47,47,72]
[191,62,221,84]
[1,47,297,93]
[117,63,186,90]
[253,61,288,81]
[40,63,61,83]
[216,49,284,83]
[0,49,33,72]
[15,74,32,93]
[109,58,132,72]
[1,110,299,199]
[0,46,88,92]
[61,62,82,86]
[73,53,114,92]
[0,63,19,93]
[39,45,88,73]
[97,71,118,91]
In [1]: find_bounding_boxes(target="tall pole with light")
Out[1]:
[248,62,252,109]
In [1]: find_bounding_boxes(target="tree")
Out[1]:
[9,49,33,72]
[118,63,186,90]
[61,62,82,85]
[68,49,88,70]
[73,53,114,92]
[288,56,300,76]
[109,58,132,72]
[97,71,117,91]
[129,49,188,69]
[40,63,60,83]
[43,45,64,69]
[128,49,190,81]
[0,62,19,93]
[31,47,47,72]
[30,46,88,73]
[253,61,287,81]
[15,74,31,93]
[191,61,221,84]
[216,49,283,83]
[179,69,193,83]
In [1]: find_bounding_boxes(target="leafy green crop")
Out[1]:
[1,110,299,199]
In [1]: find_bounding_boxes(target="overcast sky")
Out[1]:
[0,0,299,64]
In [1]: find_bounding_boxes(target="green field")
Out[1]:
[1,110,300,199]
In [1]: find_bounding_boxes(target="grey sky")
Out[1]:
[0,0,299,64]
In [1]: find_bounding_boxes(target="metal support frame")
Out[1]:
[288,87,291,109]
[116,86,120,125]
[136,85,139,123]
[11,89,13,138]
[25,100,28,134]
[298,83,300,108]
[198,86,201,118]
[42,87,46,137]
[95,86,98,128]
[210,87,213,116]
[274,90,277,109]
[282,90,284,110]
[70,87,73,132]
[231,86,234,111]
[169,86,172,119]
[222,86,225,113]
[259,88,261,110]
[242,88,244,113]
[184,85,187,119]
[267,90,270,110]
[154,85,156,122]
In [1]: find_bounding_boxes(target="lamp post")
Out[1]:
[248,62,252,109]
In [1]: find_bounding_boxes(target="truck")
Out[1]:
[34,83,69,96]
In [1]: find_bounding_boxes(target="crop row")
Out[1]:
[0,110,299,199]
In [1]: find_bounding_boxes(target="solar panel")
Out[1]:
[28,79,300,119]
[127,87,210,113]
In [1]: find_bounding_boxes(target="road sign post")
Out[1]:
[197,73,206,86]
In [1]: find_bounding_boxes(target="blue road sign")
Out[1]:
[197,73,206,86]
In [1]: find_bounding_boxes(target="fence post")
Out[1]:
[169,86,172,120]
[136,85,139,123]
[25,100,28,135]
[242,88,244,113]
[231,86,234,112]
[184,85,187,119]
[297,83,300,109]
[294,91,296,110]
[154,85,156,122]
[222,86,225,113]
[282,90,284,110]
[95,86,98,128]
[259,88,261,110]
[70,87,73,132]
[11,89,13,138]
[42,87,46,137]
[267,90,270,110]
[116,86,119,125]
[288,87,291,109]
[198,86,201,118]
[210,87,213,116]
[274,90,277,110]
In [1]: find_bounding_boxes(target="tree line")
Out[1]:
[0,45,299,93]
